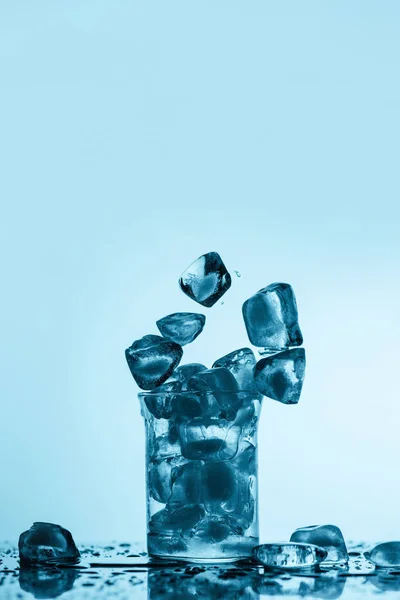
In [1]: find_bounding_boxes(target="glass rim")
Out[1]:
[138,390,262,397]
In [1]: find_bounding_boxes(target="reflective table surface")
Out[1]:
[2,542,400,599]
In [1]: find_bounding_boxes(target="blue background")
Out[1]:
[1,1,399,545]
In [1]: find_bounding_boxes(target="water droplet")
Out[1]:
[234,270,241,278]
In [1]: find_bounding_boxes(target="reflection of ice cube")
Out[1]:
[178,419,241,461]
[212,348,256,391]
[125,335,183,390]
[242,283,303,350]
[253,542,327,570]
[254,348,306,405]
[19,568,78,598]
[188,368,241,417]
[290,524,349,564]
[18,522,80,566]
[179,252,231,307]
[156,312,206,345]
[168,462,203,510]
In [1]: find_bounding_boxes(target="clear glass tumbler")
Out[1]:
[139,389,262,562]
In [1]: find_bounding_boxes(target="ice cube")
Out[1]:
[172,392,204,419]
[179,252,232,307]
[149,504,205,535]
[156,312,206,346]
[178,418,241,461]
[193,515,233,543]
[202,457,255,534]
[365,542,400,567]
[212,348,256,391]
[290,524,349,564]
[168,462,203,510]
[18,522,80,566]
[242,283,303,350]
[151,434,181,463]
[254,348,306,405]
[253,542,327,570]
[125,335,183,390]
[188,368,241,417]
[174,363,207,387]
[149,458,175,504]
[142,380,180,419]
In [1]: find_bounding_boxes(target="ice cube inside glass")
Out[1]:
[139,390,262,562]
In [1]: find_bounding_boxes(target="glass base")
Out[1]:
[148,533,258,563]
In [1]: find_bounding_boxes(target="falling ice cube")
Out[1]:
[212,347,256,391]
[365,542,400,567]
[254,348,306,405]
[253,542,327,570]
[179,252,232,308]
[156,312,206,346]
[242,283,303,350]
[290,524,349,564]
[19,522,80,566]
[187,367,241,417]
[125,334,183,390]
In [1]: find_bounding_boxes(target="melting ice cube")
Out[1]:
[156,312,206,346]
[253,542,327,570]
[290,524,349,564]
[125,334,183,390]
[212,348,256,391]
[254,348,306,405]
[179,252,231,307]
[18,522,80,566]
[365,542,400,567]
[242,283,303,350]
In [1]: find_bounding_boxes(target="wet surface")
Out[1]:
[2,542,400,598]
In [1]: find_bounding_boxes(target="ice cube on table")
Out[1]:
[242,283,303,350]
[290,524,349,564]
[188,368,241,417]
[156,312,206,346]
[254,348,306,405]
[212,348,256,391]
[365,542,400,567]
[19,522,80,566]
[253,542,327,570]
[125,334,183,390]
[179,252,232,307]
